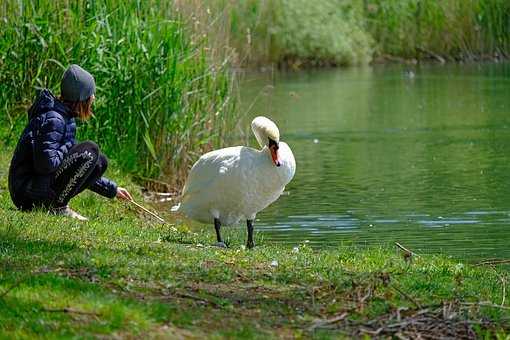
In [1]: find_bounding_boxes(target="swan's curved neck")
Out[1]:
[253,127,267,149]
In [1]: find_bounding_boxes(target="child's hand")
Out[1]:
[116,187,133,201]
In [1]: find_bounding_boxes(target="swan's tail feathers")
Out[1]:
[170,203,181,213]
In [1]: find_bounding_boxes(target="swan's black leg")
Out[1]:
[214,218,226,248]
[247,219,255,249]
[214,218,222,242]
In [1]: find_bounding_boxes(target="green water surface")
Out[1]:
[240,62,510,260]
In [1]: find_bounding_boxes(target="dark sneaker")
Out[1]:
[52,205,88,221]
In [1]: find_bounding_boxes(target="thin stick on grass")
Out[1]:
[501,276,507,307]
[395,242,420,258]
[152,291,224,308]
[475,259,510,266]
[128,200,166,224]
[461,302,510,310]
[308,312,348,332]
[391,284,422,309]
[41,307,101,316]
[0,277,26,299]
[0,270,44,299]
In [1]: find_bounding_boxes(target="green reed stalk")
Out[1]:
[0,0,236,184]
[187,0,510,66]
[364,0,510,60]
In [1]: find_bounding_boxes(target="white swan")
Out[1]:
[174,116,296,248]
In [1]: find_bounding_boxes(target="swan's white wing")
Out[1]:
[181,146,242,199]
[179,146,265,224]
[276,142,296,186]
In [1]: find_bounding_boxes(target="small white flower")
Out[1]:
[270,260,279,267]
[292,246,299,253]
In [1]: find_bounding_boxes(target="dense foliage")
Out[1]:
[366,0,510,59]
[211,0,510,66]
[0,0,235,181]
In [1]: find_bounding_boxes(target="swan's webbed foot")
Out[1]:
[246,219,255,249]
[214,241,227,248]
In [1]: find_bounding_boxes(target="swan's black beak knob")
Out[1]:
[269,138,280,167]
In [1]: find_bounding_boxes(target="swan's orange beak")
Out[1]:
[270,145,281,167]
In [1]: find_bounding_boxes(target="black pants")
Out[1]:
[51,141,108,207]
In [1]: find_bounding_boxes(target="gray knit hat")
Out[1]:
[61,64,96,102]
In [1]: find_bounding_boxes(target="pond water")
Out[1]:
[238,62,510,261]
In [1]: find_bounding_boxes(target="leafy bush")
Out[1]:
[271,0,373,66]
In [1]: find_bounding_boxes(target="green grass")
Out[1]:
[0,0,236,183]
[1,148,509,338]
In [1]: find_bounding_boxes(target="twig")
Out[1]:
[308,312,348,332]
[475,259,510,266]
[311,286,316,310]
[0,270,44,299]
[41,307,101,316]
[174,292,222,307]
[360,327,383,336]
[502,276,507,307]
[394,242,420,258]
[395,332,408,340]
[416,46,446,63]
[152,290,224,308]
[391,284,422,309]
[491,268,508,307]
[360,287,372,304]
[462,302,510,310]
[0,277,26,299]
[128,200,166,224]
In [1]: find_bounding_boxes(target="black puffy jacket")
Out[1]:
[8,89,117,209]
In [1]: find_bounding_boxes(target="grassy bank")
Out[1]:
[194,0,510,67]
[0,0,236,184]
[1,149,509,338]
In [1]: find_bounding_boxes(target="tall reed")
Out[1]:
[177,0,373,67]
[187,0,510,66]
[0,0,236,184]
[364,0,510,60]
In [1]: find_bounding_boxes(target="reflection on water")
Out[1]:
[240,62,510,261]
